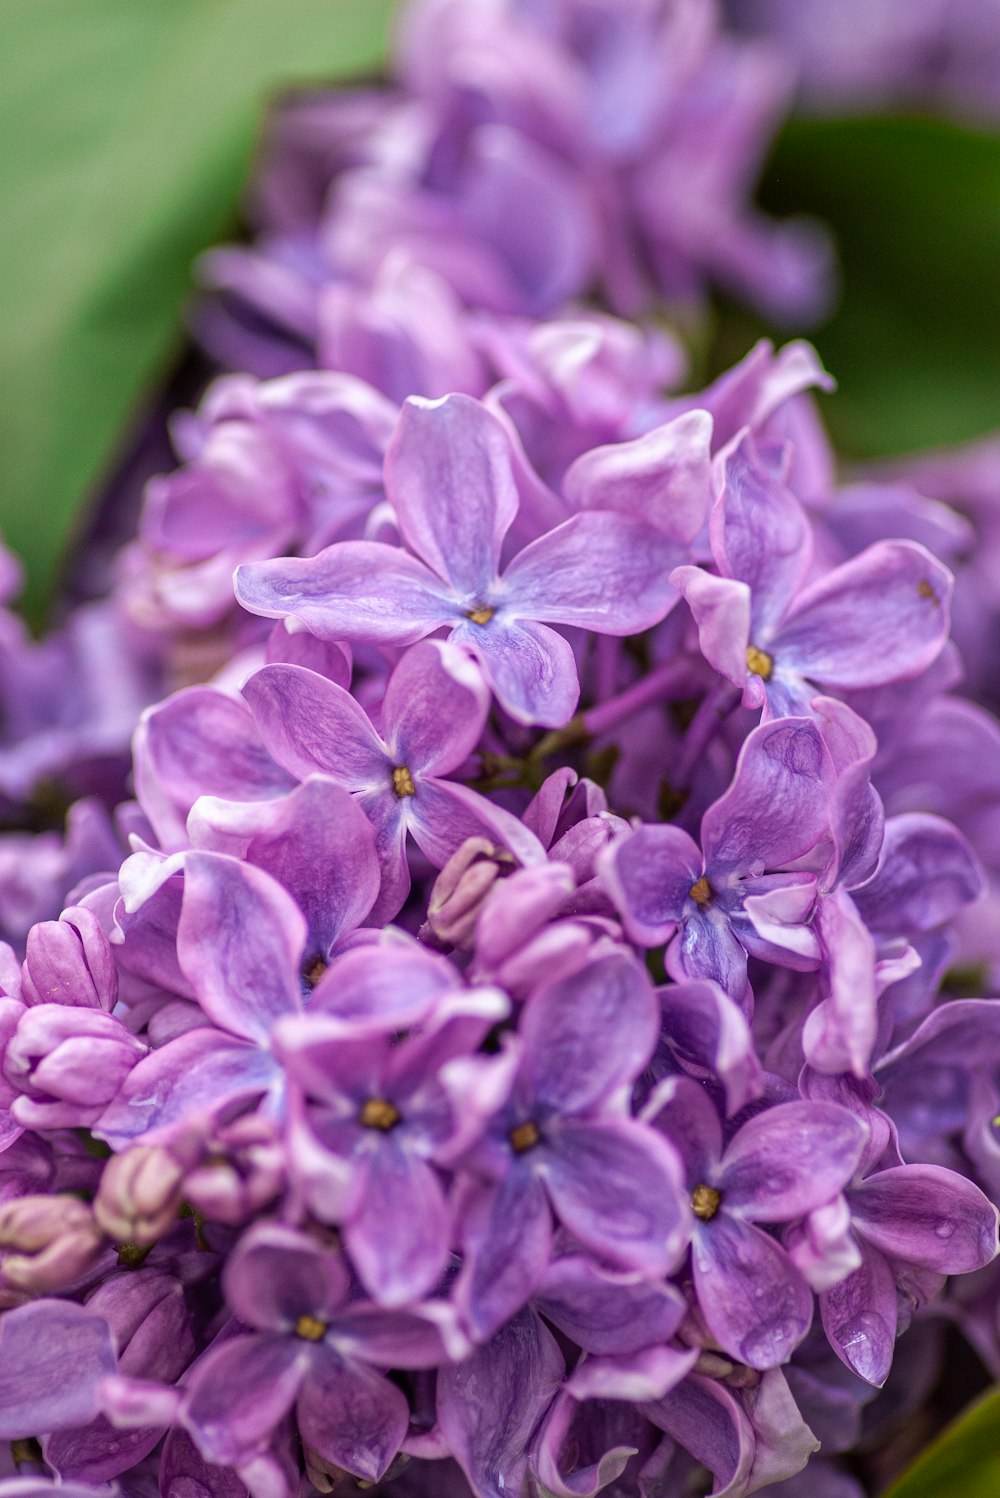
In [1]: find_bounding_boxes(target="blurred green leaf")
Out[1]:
[0,0,396,622]
[758,115,1000,460]
[881,1385,1000,1497]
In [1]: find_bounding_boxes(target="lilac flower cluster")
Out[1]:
[2,4,1000,1498]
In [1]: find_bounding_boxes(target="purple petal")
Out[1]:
[542,1116,690,1275]
[777,541,953,690]
[177,852,303,1041]
[0,1301,117,1437]
[223,1223,349,1332]
[501,512,677,635]
[345,1140,451,1307]
[668,906,750,1001]
[296,1347,408,1485]
[454,1171,552,1342]
[451,614,580,727]
[819,1237,897,1387]
[182,1334,306,1467]
[803,889,877,1079]
[383,640,489,776]
[235,542,455,643]
[160,1428,248,1498]
[670,566,752,691]
[406,778,545,873]
[850,1164,1000,1274]
[851,813,984,937]
[642,1372,754,1496]
[437,1307,564,1498]
[720,1102,866,1222]
[659,979,763,1116]
[713,433,812,634]
[96,1029,277,1148]
[531,1389,644,1498]
[521,953,659,1114]
[564,411,712,545]
[565,1346,698,1406]
[693,1213,814,1369]
[535,1255,685,1357]
[645,1073,724,1186]
[601,823,703,947]
[384,394,518,596]
[701,717,831,877]
[242,663,387,782]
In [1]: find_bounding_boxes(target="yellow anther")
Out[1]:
[691,1184,722,1221]
[689,876,712,907]
[295,1314,328,1342]
[745,644,774,681]
[359,1098,401,1131]
[467,606,495,626]
[392,766,416,798]
[917,578,939,604]
[509,1120,541,1154]
[302,955,328,988]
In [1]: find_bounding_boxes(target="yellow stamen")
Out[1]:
[689,876,712,907]
[295,1314,328,1342]
[302,955,328,988]
[917,578,939,605]
[509,1120,540,1154]
[392,766,416,798]
[359,1098,401,1131]
[692,1184,722,1221]
[745,644,774,681]
[467,606,495,626]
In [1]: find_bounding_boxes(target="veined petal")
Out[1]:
[563,410,712,545]
[720,1102,866,1222]
[536,1256,686,1357]
[454,1171,552,1343]
[776,541,953,690]
[345,1140,451,1308]
[713,434,812,634]
[692,1214,814,1369]
[819,1236,897,1387]
[243,663,388,784]
[601,823,703,947]
[296,1347,408,1485]
[181,1334,307,1467]
[383,640,489,776]
[669,566,752,690]
[501,512,677,635]
[384,393,518,596]
[452,615,580,727]
[850,1164,999,1274]
[235,542,455,644]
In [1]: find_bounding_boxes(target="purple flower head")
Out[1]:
[242,640,543,917]
[672,434,954,716]
[181,1223,464,1481]
[236,393,680,725]
[452,952,692,1339]
[603,716,834,999]
[648,1077,866,1369]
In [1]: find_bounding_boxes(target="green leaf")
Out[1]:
[0,0,396,623]
[757,115,1000,460]
[881,1384,1000,1498]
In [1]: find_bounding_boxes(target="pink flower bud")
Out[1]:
[422,837,515,948]
[0,1193,104,1291]
[94,1145,187,1246]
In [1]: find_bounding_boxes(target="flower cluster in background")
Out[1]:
[1,4,1000,1498]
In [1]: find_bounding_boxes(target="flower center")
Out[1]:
[302,955,328,988]
[295,1314,328,1342]
[466,605,495,626]
[691,1184,722,1221]
[509,1120,541,1154]
[745,644,774,681]
[689,876,712,907]
[359,1097,401,1131]
[917,578,939,605]
[392,766,416,798]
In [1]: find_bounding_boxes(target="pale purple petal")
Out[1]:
[542,1116,690,1275]
[645,1074,724,1186]
[535,1256,686,1357]
[819,1237,897,1387]
[178,853,304,1041]
[223,1224,350,1332]
[501,512,677,634]
[668,906,750,999]
[382,640,489,776]
[182,1335,307,1467]
[235,542,455,643]
[642,1373,754,1497]
[851,813,984,937]
[659,980,763,1115]
[408,779,546,872]
[452,615,580,728]
[713,433,812,634]
[296,1347,408,1485]
[602,824,703,947]
[0,1301,117,1438]
[694,1213,814,1369]
[669,567,752,690]
[437,1307,564,1498]
[345,1140,451,1307]
[242,663,387,783]
[720,1102,866,1221]
[384,394,518,595]
[521,953,659,1115]
[777,542,953,690]
[850,1164,1000,1273]
[455,1171,552,1342]
[563,411,712,545]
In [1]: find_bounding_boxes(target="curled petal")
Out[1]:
[850,1164,1000,1274]
[819,1235,898,1387]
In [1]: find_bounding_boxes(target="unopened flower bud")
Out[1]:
[0,1193,104,1291]
[5,1004,146,1129]
[185,1115,284,1225]
[21,905,118,1011]
[94,1145,187,1246]
[421,838,515,949]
